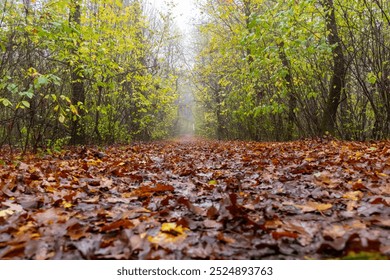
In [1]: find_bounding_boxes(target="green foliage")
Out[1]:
[0,98,12,107]
[0,0,181,149]
[341,251,388,260]
[194,0,390,141]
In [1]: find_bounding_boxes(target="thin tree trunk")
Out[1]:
[278,42,297,140]
[321,0,346,135]
[69,0,85,145]
[94,85,103,143]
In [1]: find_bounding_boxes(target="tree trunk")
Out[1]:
[93,85,103,143]
[321,0,346,135]
[278,42,297,140]
[215,87,225,140]
[69,0,85,145]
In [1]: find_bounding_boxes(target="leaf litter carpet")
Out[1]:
[0,138,389,259]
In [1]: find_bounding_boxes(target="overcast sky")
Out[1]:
[148,0,200,33]
[146,0,203,70]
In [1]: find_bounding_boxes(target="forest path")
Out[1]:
[0,139,389,259]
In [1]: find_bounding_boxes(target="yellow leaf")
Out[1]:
[161,222,187,234]
[16,221,35,235]
[323,225,346,239]
[208,180,218,185]
[121,192,134,198]
[87,159,102,166]
[148,223,189,245]
[62,201,73,208]
[355,151,363,158]
[31,233,41,239]
[310,202,332,211]
[294,201,332,212]
[343,191,363,201]
[58,114,65,123]
[45,185,56,193]
[0,209,14,217]
[70,104,79,115]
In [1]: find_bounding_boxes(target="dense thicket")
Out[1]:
[2,0,390,148]
[0,0,181,150]
[193,0,390,141]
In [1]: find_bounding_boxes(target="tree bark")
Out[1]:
[277,42,297,140]
[69,0,85,145]
[321,0,346,135]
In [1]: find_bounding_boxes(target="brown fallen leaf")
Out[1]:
[67,223,89,241]
[100,219,134,232]
[217,232,235,244]
[123,184,175,198]
[272,231,299,240]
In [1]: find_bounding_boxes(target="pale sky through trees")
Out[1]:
[149,0,200,33]
[147,0,202,69]
[147,1,199,134]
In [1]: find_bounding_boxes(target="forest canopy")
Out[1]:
[1,0,390,262]
[193,0,390,141]
[0,0,182,150]
[1,0,390,150]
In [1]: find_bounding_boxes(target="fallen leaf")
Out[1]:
[0,209,14,217]
[204,219,222,229]
[148,223,189,245]
[272,231,299,240]
[323,225,346,239]
[67,223,88,240]
[62,201,73,209]
[290,201,333,213]
[100,219,134,232]
[352,180,366,190]
[1,201,24,213]
[217,232,235,244]
[343,191,363,201]
[208,180,218,185]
